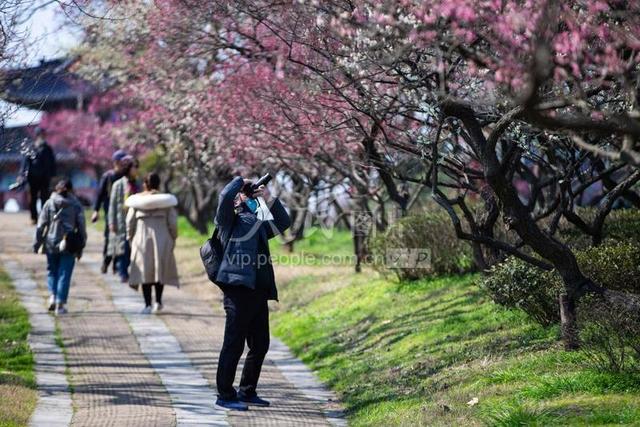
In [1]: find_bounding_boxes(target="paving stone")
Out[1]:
[89,256,228,426]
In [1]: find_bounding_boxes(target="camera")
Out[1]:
[8,178,26,191]
[242,173,272,197]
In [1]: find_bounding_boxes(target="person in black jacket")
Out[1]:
[21,127,56,224]
[213,176,291,411]
[91,149,128,274]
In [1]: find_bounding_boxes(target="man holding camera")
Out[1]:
[213,175,290,411]
[19,127,56,224]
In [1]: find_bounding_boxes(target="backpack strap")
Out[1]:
[212,226,228,249]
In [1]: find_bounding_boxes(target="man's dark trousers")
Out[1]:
[216,286,270,400]
[102,222,112,270]
[28,177,51,222]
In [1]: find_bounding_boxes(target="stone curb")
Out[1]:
[269,337,347,427]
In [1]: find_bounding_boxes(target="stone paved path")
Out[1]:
[2,260,73,427]
[0,212,344,426]
[2,217,176,426]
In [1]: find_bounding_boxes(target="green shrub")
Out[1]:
[578,295,640,372]
[603,208,640,243]
[576,241,640,294]
[576,243,640,371]
[559,208,640,249]
[481,241,640,327]
[481,257,561,327]
[369,212,474,280]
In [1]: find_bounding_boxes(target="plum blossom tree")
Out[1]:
[71,0,640,347]
[173,0,640,346]
[317,0,640,348]
[38,94,129,168]
[74,0,420,248]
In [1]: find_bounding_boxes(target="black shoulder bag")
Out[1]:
[200,227,226,285]
[64,228,84,254]
[57,206,83,255]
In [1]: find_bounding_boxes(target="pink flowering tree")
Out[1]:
[38,94,130,169]
[74,0,415,251]
[71,0,640,346]
[186,0,640,345]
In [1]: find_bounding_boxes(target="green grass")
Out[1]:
[162,211,640,424]
[85,209,105,234]
[0,268,37,427]
[176,216,355,267]
[177,216,214,241]
[267,226,354,266]
[271,270,640,426]
[269,226,353,256]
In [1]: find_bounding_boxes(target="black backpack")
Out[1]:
[52,205,84,255]
[64,228,84,254]
[200,227,226,285]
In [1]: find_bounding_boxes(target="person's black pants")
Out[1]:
[102,220,112,269]
[216,287,270,400]
[28,178,51,222]
[142,283,164,307]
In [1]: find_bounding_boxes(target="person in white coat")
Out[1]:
[125,173,179,313]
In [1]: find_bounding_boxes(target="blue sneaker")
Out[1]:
[239,394,270,407]
[215,398,249,411]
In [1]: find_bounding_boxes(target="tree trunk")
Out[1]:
[172,182,217,235]
[353,233,365,273]
[442,101,592,349]
[559,292,580,350]
[189,211,211,235]
[471,243,489,272]
[285,211,306,253]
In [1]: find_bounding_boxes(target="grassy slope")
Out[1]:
[271,269,640,426]
[0,269,37,427]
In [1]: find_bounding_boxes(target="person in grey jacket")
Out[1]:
[214,176,291,411]
[108,156,140,283]
[34,178,87,315]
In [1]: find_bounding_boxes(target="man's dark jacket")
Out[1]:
[93,169,123,213]
[214,176,291,300]
[21,141,56,181]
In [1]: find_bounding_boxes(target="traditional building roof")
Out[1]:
[0,58,95,112]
